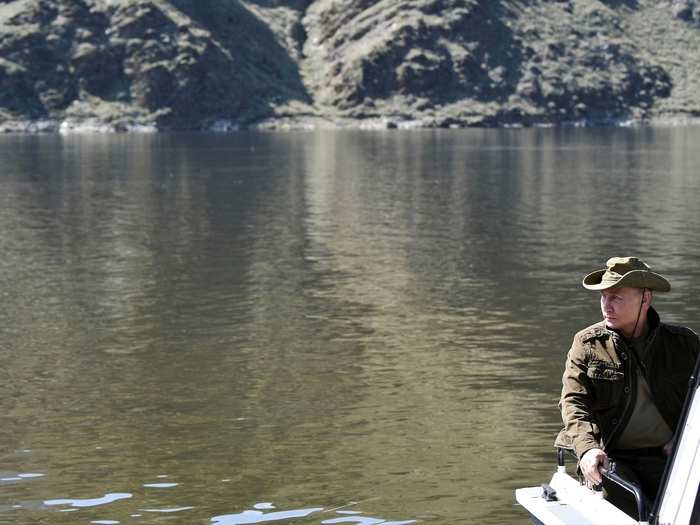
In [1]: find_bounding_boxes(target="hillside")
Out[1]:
[0,0,699,131]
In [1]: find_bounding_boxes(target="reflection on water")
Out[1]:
[142,482,178,488]
[212,502,415,525]
[137,506,193,513]
[44,493,132,508]
[1,128,700,524]
[212,505,323,524]
[0,473,44,482]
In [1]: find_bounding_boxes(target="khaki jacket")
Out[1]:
[555,307,700,459]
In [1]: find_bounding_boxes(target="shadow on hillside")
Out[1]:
[446,0,524,103]
[598,0,639,8]
[168,0,311,110]
[242,0,311,9]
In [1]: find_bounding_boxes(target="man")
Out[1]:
[555,256,700,516]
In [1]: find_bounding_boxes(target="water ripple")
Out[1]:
[210,504,416,525]
[0,472,44,483]
[44,493,132,508]
[139,506,194,513]
[211,506,324,524]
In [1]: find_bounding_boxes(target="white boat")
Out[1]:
[515,357,700,525]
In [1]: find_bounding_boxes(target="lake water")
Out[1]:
[1,127,700,525]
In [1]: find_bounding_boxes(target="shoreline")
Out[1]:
[2,115,700,134]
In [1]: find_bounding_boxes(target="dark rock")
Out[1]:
[672,0,700,24]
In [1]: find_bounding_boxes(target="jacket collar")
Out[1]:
[646,306,661,331]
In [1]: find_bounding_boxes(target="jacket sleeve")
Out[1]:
[558,338,602,459]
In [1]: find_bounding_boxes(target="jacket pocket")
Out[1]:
[587,360,624,409]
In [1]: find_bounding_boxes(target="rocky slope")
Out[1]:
[0,0,698,131]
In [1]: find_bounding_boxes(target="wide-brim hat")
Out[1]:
[582,256,671,292]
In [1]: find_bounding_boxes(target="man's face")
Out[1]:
[600,286,645,336]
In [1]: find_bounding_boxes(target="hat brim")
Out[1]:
[582,269,671,292]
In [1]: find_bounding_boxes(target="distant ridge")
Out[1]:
[0,0,699,131]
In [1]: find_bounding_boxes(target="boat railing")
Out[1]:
[556,446,650,524]
[601,463,649,525]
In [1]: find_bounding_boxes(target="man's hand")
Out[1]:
[580,448,609,485]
